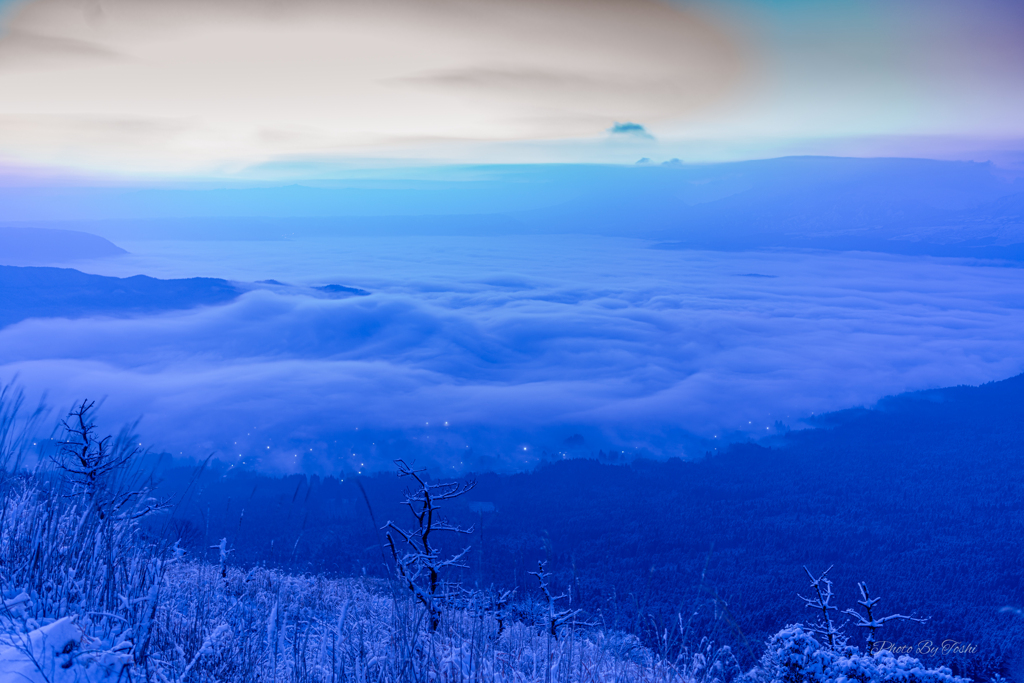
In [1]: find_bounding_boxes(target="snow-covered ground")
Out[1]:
[0,616,131,683]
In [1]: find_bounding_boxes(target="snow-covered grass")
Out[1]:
[150,561,741,683]
[0,467,164,682]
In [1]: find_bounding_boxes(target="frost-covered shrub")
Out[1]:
[749,626,969,683]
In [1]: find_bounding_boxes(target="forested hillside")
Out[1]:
[151,374,1024,680]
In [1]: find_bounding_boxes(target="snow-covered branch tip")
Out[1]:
[799,565,843,650]
[843,581,929,649]
[212,537,232,578]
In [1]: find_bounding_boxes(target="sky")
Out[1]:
[0,0,1022,176]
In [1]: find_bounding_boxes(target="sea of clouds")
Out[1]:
[2,234,1023,473]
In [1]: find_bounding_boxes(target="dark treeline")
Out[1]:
[148,374,1024,680]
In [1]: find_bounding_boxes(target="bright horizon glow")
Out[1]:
[0,0,1022,178]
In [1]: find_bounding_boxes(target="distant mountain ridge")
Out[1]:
[0,226,126,265]
[0,265,240,329]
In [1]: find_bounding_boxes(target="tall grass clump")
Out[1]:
[0,391,167,680]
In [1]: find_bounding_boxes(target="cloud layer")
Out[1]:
[3,235,1023,473]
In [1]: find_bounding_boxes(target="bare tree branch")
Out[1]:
[382,459,476,631]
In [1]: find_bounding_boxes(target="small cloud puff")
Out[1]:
[608,122,654,139]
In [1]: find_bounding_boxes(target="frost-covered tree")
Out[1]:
[383,459,475,631]
[748,568,950,683]
[529,561,582,640]
[51,399,146,519]
[798,566,844,650]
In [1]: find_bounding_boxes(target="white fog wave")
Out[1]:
[2,235,1023,472]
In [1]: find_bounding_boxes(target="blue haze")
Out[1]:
[1,157,1023,472]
